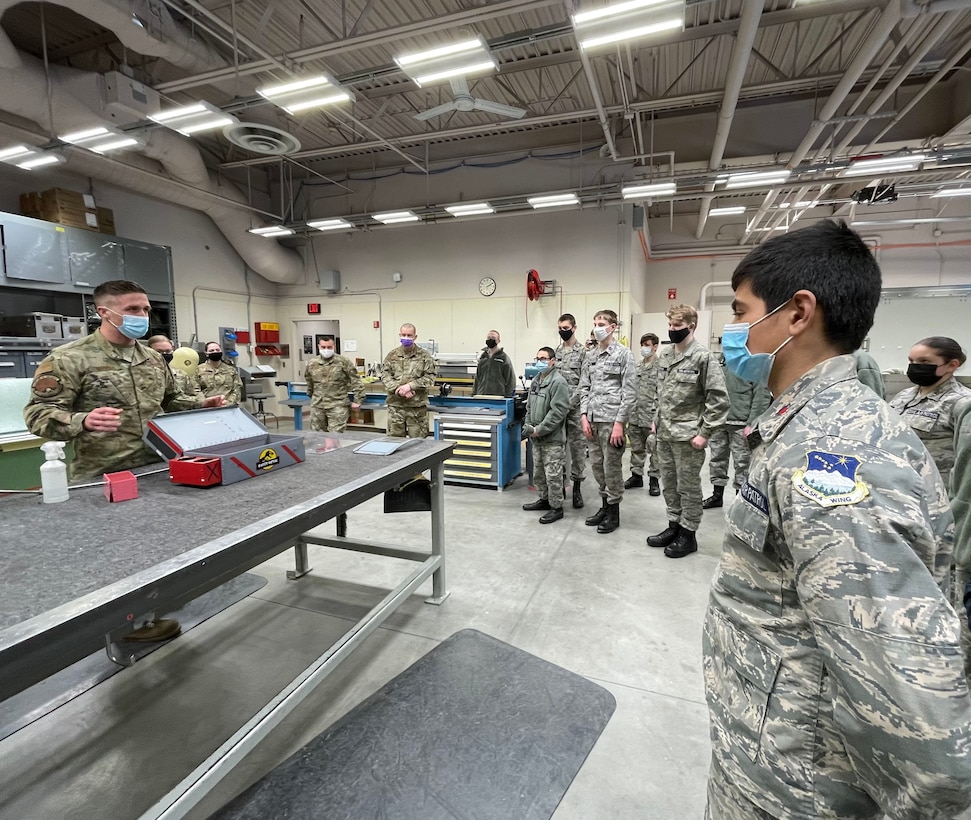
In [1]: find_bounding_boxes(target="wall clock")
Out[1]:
[478,276,497,297]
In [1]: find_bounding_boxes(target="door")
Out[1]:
[294,320,340,379]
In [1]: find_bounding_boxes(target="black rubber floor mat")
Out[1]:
[213,628,616,820]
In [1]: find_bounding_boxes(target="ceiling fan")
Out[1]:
[414,76,527,122]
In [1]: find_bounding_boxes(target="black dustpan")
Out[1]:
[384,477,432,513]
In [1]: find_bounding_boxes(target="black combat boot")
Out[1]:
[573,478,584,509]
[624,473,644,489]
[585,496,608,526]
[539,507,564,524]
[523,498,552,511]
[702,485,725,509]
[648,476,661,496]
[647,521,680,547]
[597,502,620,533]
[664,528,698,558]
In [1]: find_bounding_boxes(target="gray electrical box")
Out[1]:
[318,269,341,292]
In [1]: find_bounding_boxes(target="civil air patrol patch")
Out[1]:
[792,450,869,508]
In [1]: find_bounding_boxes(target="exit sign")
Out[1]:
[307,303,321,314]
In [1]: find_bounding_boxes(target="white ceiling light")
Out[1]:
[0,144,66,170]
[149,101,238,136]
[794,200,819,208]
[308,218,354,231]
[842,154,925,177]
[248,225,294,237]
[709,206,746,216]
[60,125,141,154]
[257,75,354,114]
[527,193,579,209]
[720,170,790,189]
[930,187,971,198]
[373,210,420,224]
[621,181,676,199]
[445,202,495,216]
[573,0,684,51]
[395,37,496,87]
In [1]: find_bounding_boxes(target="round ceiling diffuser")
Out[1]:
[223,123,301,155]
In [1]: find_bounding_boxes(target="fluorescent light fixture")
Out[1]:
[17,153,65,170]
[394,37,496,87]
[621,181,676,198]
[0,144,33,161]
[573,0,684,50]
[527,193,579,209]
[0,144,66,170]
[60,125,141,154]
[723,170,790,189]
[373,210,420,224]
[249,225,294,237]
[709,206,746,216]
[445,203,495,216]
[149,101,237,136]
[257,75,354,115]
[842,154,925,177]
[931,187,971,198]
[794,200,819,208]
[308,218,354,231]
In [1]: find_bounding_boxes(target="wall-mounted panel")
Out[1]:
[123,239,172,297]
[1,217,70,284]
[67,230,124,289]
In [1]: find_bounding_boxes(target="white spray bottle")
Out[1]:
[40,441,70,503]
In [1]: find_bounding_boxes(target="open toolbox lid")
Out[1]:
[144,405,269,460]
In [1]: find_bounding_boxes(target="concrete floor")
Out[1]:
[0,425,723,820]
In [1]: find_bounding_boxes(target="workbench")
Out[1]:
[0,432,453,817]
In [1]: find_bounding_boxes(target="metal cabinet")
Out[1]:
[122,239,172,298]
[0,215,70,284]
[0,351,26,379]
[67,230,125,289]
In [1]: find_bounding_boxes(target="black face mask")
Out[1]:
[558,328,573,342]
[485,338,498,349]
[907,362,940,387]
[207,352,223,362]
[160,351,174,363]
[669,327,691,344]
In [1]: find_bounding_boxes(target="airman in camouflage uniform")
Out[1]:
[305,337,365,433]
[147,334,200,399]
[381,323,437,437]
[577,310,636,534]
[648,304,729,558]
[625,332,661,495]
[705,222,971,820]
[952,401,971,685]
[555,313,589,508]
[197,341,242,404]
[703,361,770,508]
[521,347,571,523]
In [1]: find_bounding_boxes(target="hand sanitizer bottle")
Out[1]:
[40,441,70,503]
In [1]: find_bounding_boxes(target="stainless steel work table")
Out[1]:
[0,432,453,818]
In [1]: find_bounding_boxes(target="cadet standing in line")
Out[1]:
[647,304,729,558]
[147,334,199,398]
[852,348,885,399]
[577,309,636,534]
[703,220,971,820]
[473,329,516,397]
[951,400,971,685]
[625,332,661,496]
[521,347,571,524]
[24,280,225,642]
[196,340,243,404]
[381,323,437,437]
[304,335,365,433]
[555,313,588,509]
[702,361,771,508]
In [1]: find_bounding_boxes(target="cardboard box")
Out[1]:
[19,188,115,234]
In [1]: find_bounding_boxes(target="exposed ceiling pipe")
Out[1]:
[740,0,902,243]
[577,48,619,161]
[695,0,762,240]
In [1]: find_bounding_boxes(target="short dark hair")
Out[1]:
[640,333,659,346]
[558,313,576,326]
[538,346,556,360]
[731,220,881,353]
[319,335,336,343]
[594,309,618,324]
[93,280,146,304]
[917,336,967,366]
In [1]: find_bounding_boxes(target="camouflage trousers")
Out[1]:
[705,763,776,820]
[533,440,565,509]
[565,406,588,480]
[627,423,659,477]
[955,567,971,689]
[387,404,428,438]
[310,402,350,433]
[589,421,625,504]
[656,439,707,531]
[707,424,751,490]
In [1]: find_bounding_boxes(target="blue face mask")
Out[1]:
[105,308,149,340]
[721,301,792,385]
[534,360,549,372]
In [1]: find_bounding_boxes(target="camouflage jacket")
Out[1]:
[654,339,729,440]
[853,349,885,399]
[23,330,201,479]
[196,359,242,403]
[889,376,971,488]
[305,354,364,408]
[725,363,772,426]
[554,340,586,406]
[629,355,659,428]
[381,345,437,408]
[172,367,199,398]
[952,401,971,571]
[473,347,516,397]
[577,340,636,424]
[704,355,971,819]
[524,367,571,444]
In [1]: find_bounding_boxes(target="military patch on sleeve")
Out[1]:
[792,450,869,507]
[31,374,63,398]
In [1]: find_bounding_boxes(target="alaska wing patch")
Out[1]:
[792,450,869,508]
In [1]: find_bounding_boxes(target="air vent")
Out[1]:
[223,123,301,155]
